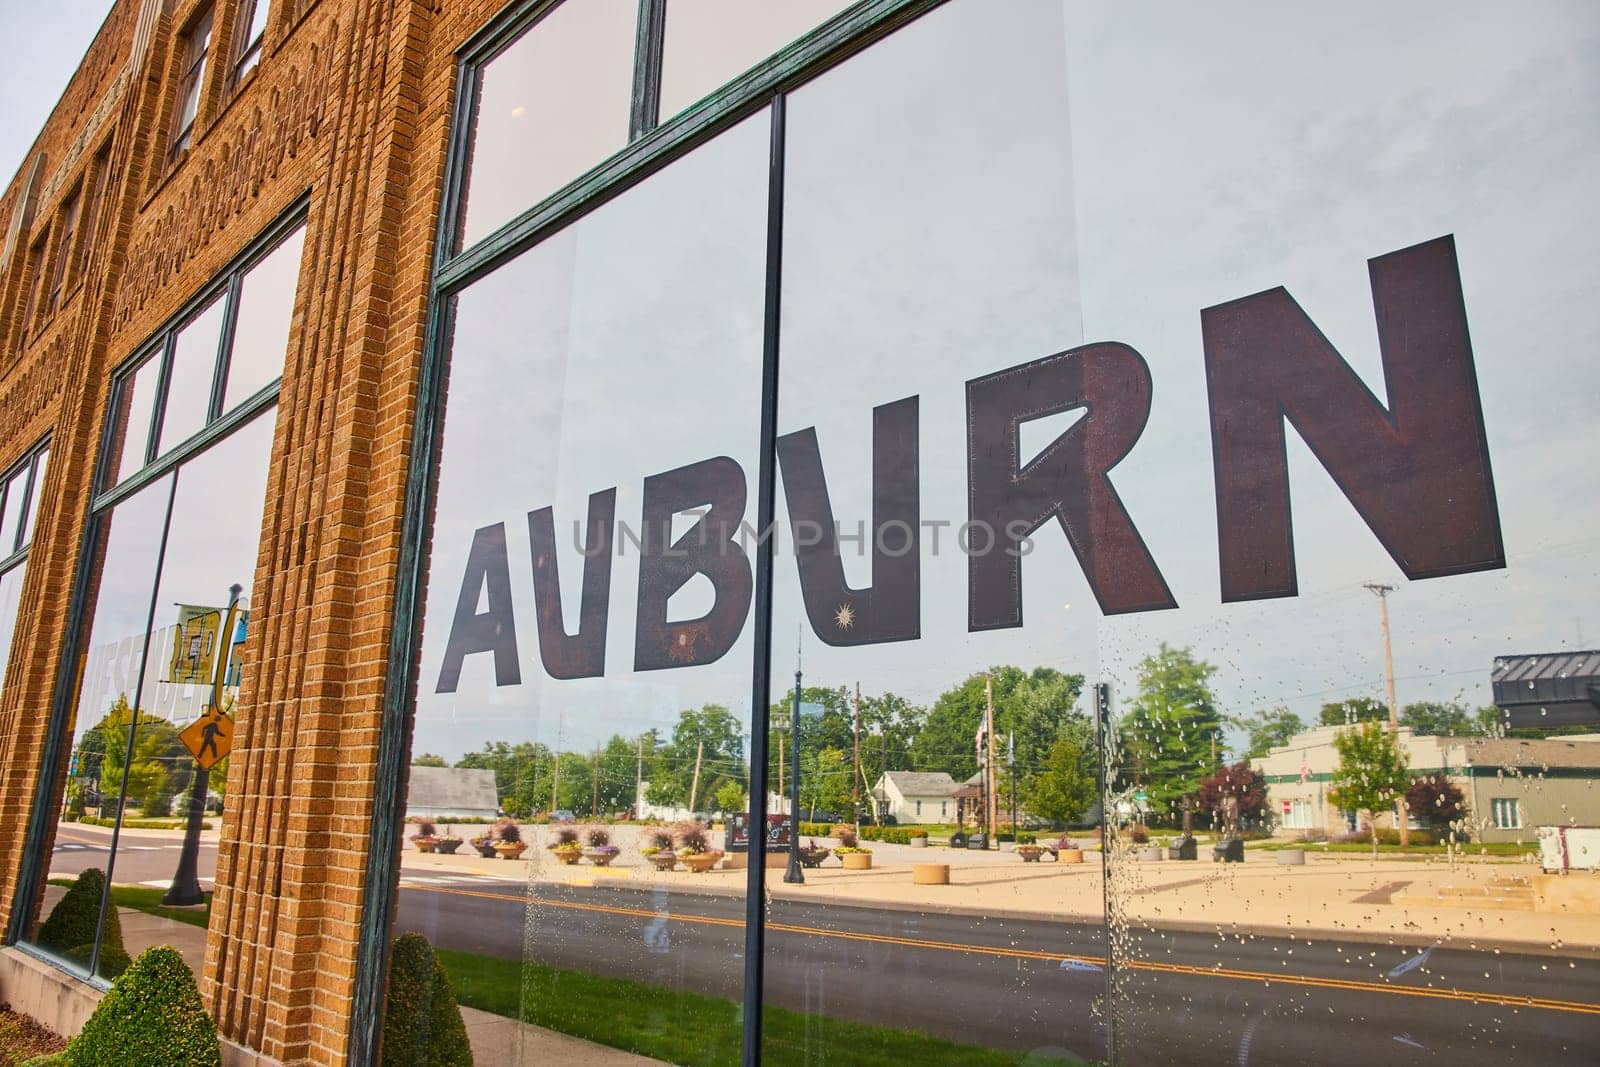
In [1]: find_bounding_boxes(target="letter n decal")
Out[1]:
[1202,235,1503,602]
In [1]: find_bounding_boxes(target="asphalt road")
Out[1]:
[48,823,216,888]
[395,875,1600,1066]
[47,827,1600,1064]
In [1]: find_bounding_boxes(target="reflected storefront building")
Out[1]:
[0,1,1595,1065]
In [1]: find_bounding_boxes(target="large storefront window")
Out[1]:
[390,1,1599,1064]
[23,215,304,981]
[400,110,768,1058]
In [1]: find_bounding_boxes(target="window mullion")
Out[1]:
[628,0,667,141]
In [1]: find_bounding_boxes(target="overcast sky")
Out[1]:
[0,3,114,192]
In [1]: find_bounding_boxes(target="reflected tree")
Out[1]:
[1117,645,1223,822]
[1327,721,1410,856]
[1317,696,1386,726]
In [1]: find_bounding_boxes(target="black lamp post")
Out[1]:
[783,664,804,884]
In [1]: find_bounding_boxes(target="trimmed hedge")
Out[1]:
[382,932,472,1066]
[860,826,913,845]
[64,945,220,1066]
[37,869,125,976]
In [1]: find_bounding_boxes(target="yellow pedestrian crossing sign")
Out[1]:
[180,706,233,771]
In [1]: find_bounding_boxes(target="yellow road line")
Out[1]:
[404,882,1600,1017]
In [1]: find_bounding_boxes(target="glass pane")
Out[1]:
[157,295,227,456]
[96,411,276,972]
[0,561,28,697]
[764,1,1100,1061]
[659,0,852,119]
[1065,4,1600,1062]
[20,448,48,546]
[0,470,25,556]
[403,112,768,1063]
[222,224,304,410]
[110,356,161,484]
[33,472,173,976]
[458,0,637,250]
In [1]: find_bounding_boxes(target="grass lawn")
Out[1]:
[47,879,211,928]
[436,948,1085,1066]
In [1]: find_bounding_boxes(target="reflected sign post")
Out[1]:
[165,583,243,907]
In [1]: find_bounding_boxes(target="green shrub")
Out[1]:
[37,870,124,967]
[1017,832,1037,845]
[382,932,472,1067]
[64,945,220,1066]
[797,821,832,838]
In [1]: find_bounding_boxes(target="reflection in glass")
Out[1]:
[0,470,25,556]
[402,113,768,1062]
[20,448,47,545]
[158,296,227,456]
[659,0,851,119]
[33,472,171,976]
[762,1,1097,1061]
[458,0,636,250]
[35,409,276,980]
[222,225,304,411]
[0,563,27,696]
[111,357,161,484]
[1062,4,1600,1062]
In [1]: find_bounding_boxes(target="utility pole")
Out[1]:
[1007,732,1017,838]
[1364,582,1409,847]
[688,740,704,814]
[635,735,644,816]
[551,716,562,813]
[777,731,784,805]
[852,682,861,826]
[985,673,997,848]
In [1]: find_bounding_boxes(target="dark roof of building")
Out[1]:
[1491,651,1600,728]
[1492,650,1600,704]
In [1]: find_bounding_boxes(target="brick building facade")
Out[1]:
[0,3,1595,1065]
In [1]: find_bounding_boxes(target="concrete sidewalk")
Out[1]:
[399,834,1600,955]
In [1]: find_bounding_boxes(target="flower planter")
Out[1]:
[412,837,438,853]
[435,838,463,855]
[471,841,497,858]
[680,851,722,873]
[840,852,873,870]
[494,842,528,860]
[1137,845,1164,862]
[1058,848,1084,864]
[909,837,928,848]
[1017,845,1044,863]
[583,847,620,867]
[1275,848,1306,866]
[551,848,581,865]
[648,851,679,872]
[797,850,830,869]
